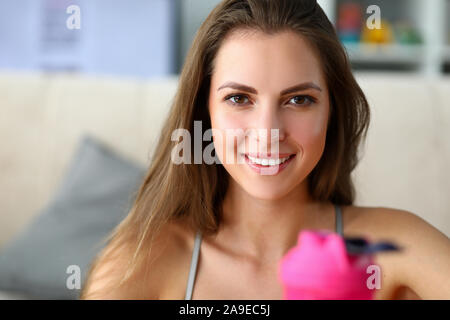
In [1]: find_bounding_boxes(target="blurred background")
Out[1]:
[0,0,449,299]
[1,0,449,76]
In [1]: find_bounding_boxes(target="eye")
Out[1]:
[224,94,250,106]
[288,95,316,107]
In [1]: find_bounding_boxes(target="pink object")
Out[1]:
[278,230,374,300]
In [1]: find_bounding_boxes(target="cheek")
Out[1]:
[210,110,246,164]
[285,110,328,151]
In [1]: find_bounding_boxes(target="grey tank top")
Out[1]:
[184,204,344,300]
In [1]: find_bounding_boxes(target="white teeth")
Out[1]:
[247,155,292,166]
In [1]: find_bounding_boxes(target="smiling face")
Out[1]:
[208,29,330,201]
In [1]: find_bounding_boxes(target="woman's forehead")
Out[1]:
[211,29,326,92]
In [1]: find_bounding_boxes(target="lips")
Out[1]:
[246,154,293,166]
[244,153,296,159]
[243,153,296,175]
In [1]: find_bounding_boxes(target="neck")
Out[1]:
[216,178,331,267]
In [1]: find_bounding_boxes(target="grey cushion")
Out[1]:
[0,135,145,299]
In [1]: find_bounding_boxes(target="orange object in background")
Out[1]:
[360,19,394,44]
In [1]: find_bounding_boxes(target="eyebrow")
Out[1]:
[217,81,322,95]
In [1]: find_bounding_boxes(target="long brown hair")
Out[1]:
[81,0,370,298]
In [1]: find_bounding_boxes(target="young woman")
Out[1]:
[81,0,450,300]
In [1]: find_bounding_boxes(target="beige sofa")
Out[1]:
[0,71,449,252]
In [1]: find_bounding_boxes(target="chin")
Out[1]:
[242,181,295,201]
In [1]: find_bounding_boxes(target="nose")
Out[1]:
[249,104,286,152]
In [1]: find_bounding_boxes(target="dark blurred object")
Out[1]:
[345,237,401,255]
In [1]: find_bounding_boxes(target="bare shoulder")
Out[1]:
[81,218,195,300]
[152,218,198,299]
[342,205,448,243]
[80,235,144,299]
[341,205,450,299]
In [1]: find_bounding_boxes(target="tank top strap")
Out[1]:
[334,204,344,237]
[185,230,202,300]
[184,206,342,299]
